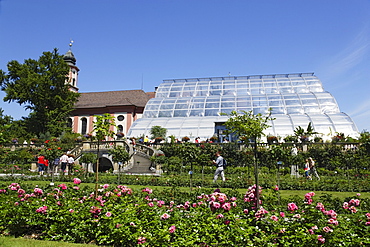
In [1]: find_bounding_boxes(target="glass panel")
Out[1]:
[160,104,175,110]
[145,104,160,111]
[205,109,219,116]
[209,83,222,95]
[144,111,158,118]
[291,78,304,86]
[221,101,235,108]
[237,83,248,89]
[304,106,321,113]
[270,106,285,114]
[205,97,220,108]
[285,99,301,106]
[170,86,182,92]
[206,102,219,108]
[189,109,204,117]
[169,92,181,97]
[221,108,233,115]
[250,83,262,88]
[237,101,251,107]
[158,110,173,117]
[182,91,193,97]
[286,106,304,114]
[253,107,269,115]
[173,110,188,117]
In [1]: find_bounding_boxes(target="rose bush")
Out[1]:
[0,180,369,246]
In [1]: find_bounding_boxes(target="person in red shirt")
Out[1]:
[44,158,49,174]
[37,155,45,176]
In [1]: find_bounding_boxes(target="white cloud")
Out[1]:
[319,24,370,88]
[348,98,370,117]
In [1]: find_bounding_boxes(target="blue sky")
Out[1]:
[0,0,369,132]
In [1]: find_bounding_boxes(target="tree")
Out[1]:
[222,109,274,208]
[150,125,167,140]
[92,113,116,196]
[80,152,98,178]
[109,146,130,183]
[0,48,80,137]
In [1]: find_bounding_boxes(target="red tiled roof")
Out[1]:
[75,90,154,109]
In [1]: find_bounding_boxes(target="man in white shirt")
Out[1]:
[67,156,75,175]
[60,153,69,173]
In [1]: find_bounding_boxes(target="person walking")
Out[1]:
[37,154,45,176]
[144,136,149,146]
[44,158,49,174]
[308,157,320,180]
[52,157,60,174]
[213,152,226,183]
[67,155,75,175]
[304,158,312,180]
[60,153,69,173]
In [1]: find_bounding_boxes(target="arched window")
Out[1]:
[81,118,87,135]
[67,118,73,129]
[117,125,123,133]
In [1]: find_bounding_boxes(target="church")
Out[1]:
[64,47,155,137]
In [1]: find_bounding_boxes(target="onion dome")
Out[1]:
[63,49,76,66]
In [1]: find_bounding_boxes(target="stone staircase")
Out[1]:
[124,151,156,174]
[53,141,159,175]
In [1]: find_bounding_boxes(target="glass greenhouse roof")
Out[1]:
[128,73,358,139]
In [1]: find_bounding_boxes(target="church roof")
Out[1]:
[74,90,154,109]
[63,49,77,66]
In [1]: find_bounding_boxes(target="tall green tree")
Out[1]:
[222,109,274,208]
[0,48,80,137]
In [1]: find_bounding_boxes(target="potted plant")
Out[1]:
[267,135,279,144]
[300,135,309,143]
[182,136,190,142]
[283,135,298,143]
[209,136,217,142]
[314,136,323,143]
[154,137,163,143]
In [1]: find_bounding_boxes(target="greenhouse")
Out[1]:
[127,73,358,141]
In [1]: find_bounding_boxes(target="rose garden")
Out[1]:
[1,137,370,246]
[0,50,369,246]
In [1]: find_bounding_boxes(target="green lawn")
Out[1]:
[0,236,99,247]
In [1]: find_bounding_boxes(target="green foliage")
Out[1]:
[93,113,116,141]
[150,125,167,139]
[1,148,34,165]
[294,122,318,143]
[109,146,130,164]
[221,109,274,143]
[0,182,369,246]
[79,153,97,165]
[0,48,80,137]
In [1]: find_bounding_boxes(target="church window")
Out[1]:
[81,118,87,134]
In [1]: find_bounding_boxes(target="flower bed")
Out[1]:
[0,181,369,246]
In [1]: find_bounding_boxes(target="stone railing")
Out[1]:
[82,140,131,153]
[134,143,155,158]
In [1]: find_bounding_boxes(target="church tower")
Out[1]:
[63,41,79,92]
